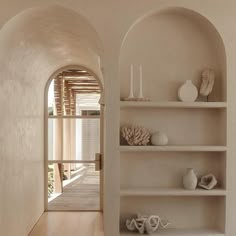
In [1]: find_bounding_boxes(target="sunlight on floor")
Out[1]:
[48,174,84,203]
[48,164,100,210]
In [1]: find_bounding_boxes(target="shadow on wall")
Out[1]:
[0,5,104,236]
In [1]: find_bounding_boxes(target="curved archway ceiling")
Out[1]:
[53,69,101,116]
[0,5,104,105]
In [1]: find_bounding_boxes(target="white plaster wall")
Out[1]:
[0,1,236,236]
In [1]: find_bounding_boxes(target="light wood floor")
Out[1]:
[28,212,103,236]
[48,165,100,211]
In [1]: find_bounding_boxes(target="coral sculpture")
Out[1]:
[126,214,170,235]
[121,125,151,146]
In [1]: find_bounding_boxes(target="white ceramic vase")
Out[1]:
[178,80,198,102]
[151,131,168,146]
[183,168,198,190]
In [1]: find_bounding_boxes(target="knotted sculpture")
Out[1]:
[126,214,170,234]
[198,173,218,190]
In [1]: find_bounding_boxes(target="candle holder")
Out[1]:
[123,64,150,101]
[123,97,150,101]
[127,64,134,99]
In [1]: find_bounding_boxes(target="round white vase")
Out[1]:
[151,131,168,146]
[178,80,198,102]
[183,168,198,190]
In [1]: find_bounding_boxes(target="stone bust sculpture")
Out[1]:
[200,68,215,99]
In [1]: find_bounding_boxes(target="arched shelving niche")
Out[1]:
[119,7,227,236]
[120,7,226,102]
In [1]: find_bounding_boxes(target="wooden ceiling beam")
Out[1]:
[67,83,99,85]
[66,79,98,83]
[72,90,100,94]
[71,88,100,91]
[67,87,100,91]
[58,72,91,77]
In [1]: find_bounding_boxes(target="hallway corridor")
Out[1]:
[48,164,100,211]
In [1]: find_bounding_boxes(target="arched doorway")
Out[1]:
[45,66,104,211]
[0,4,105,234]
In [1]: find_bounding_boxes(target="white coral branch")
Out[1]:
[121,125,150,146]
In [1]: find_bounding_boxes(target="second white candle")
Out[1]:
[139,64,143,98]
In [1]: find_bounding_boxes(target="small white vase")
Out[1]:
[183,168,198,190]
[178,80,198,102]
[151,131,168,146]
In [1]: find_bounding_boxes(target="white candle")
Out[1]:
[139,64,143,98]
[129,64,134,98]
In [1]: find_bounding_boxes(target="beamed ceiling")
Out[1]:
[53,69,101,115]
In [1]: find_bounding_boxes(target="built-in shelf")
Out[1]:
[120,228,224,236]
[119,8,227,236]
[120,101,227,109]
[120,146,227,152]
[120,187,226,197]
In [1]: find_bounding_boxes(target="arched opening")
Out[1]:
[46,66,104,211]
[0,5,105,233]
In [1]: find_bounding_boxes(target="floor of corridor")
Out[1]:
[48,164,100,211]
[28,212,103,236]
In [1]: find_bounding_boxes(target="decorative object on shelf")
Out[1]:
[121,125,151,146]
[126,213,170,235]
[178,80,198,102]
[123,64,150,101]
[151,131,168,146]
[123,97,150,101]
[200,68,215,101]
[126,64,134,99]
[183,168,198,190]
[199,173,217,190]
[138,64,144,99]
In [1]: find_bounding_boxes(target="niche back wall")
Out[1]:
[120,8,226,102]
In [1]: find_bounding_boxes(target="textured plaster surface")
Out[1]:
[0,5,103,236]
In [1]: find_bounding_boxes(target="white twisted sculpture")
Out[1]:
[198,173,217,190]
[126,214,170,234]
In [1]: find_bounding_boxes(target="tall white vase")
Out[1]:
[178,80,198,102]
[183,168,198,190]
